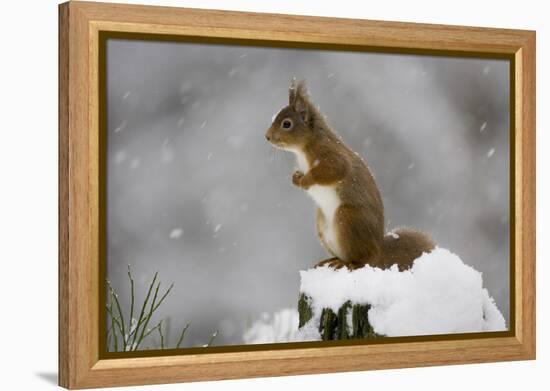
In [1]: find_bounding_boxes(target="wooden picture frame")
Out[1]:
[58,1,536,389]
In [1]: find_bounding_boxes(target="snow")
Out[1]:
[169,228,183,239]
[130,317,137,334]
[243,308,316,344]
[386,231,400,239]
[242,248,505,344]
[487,148,496,158]
[214,224,222,233]
[480,121,488,132]
[114,150,127,164]
[300,248,506,337]
[114,120,127,133]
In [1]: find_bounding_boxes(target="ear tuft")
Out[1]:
[288,77,298,105]
[289,78,310,124]
[289,78,307,103]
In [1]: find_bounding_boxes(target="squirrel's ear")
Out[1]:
[289,79,310,124]
[288,77,298,105]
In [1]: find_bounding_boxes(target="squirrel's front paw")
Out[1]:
[292,171,304,187]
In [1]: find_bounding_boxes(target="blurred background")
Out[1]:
[106,38,510,348]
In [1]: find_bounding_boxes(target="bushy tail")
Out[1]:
[382,227,435,271]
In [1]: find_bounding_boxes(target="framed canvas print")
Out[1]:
[58,1,536,389]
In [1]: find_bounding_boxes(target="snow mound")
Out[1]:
[300,247,506,337]
[243,308,324,344]
[243,309,310,344]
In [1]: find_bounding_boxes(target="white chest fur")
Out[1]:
[290,148,343,258]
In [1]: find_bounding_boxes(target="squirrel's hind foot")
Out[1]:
[314,257,339,268]
[314,257,360,270]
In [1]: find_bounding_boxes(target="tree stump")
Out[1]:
[298,293,381,341]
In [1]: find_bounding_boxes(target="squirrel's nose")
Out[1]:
[265,133,271,141]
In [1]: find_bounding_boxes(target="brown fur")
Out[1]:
[266,79,435,271]
[382,228,436,271]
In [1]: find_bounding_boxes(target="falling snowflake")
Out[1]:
[386,232,400,239]
[169,228,183,239]
[114,150,127,164]
[114,120,127,133]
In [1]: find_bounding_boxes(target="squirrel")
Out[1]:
[265,79,435,271]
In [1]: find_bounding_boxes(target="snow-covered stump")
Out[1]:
[297,248,507,341]
[298,294,380,340]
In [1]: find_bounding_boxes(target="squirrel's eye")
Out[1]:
[281,119,293,130]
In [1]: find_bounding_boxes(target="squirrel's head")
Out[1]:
[265,79,318,150]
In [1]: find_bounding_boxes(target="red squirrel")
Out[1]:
[265,79,435,271]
